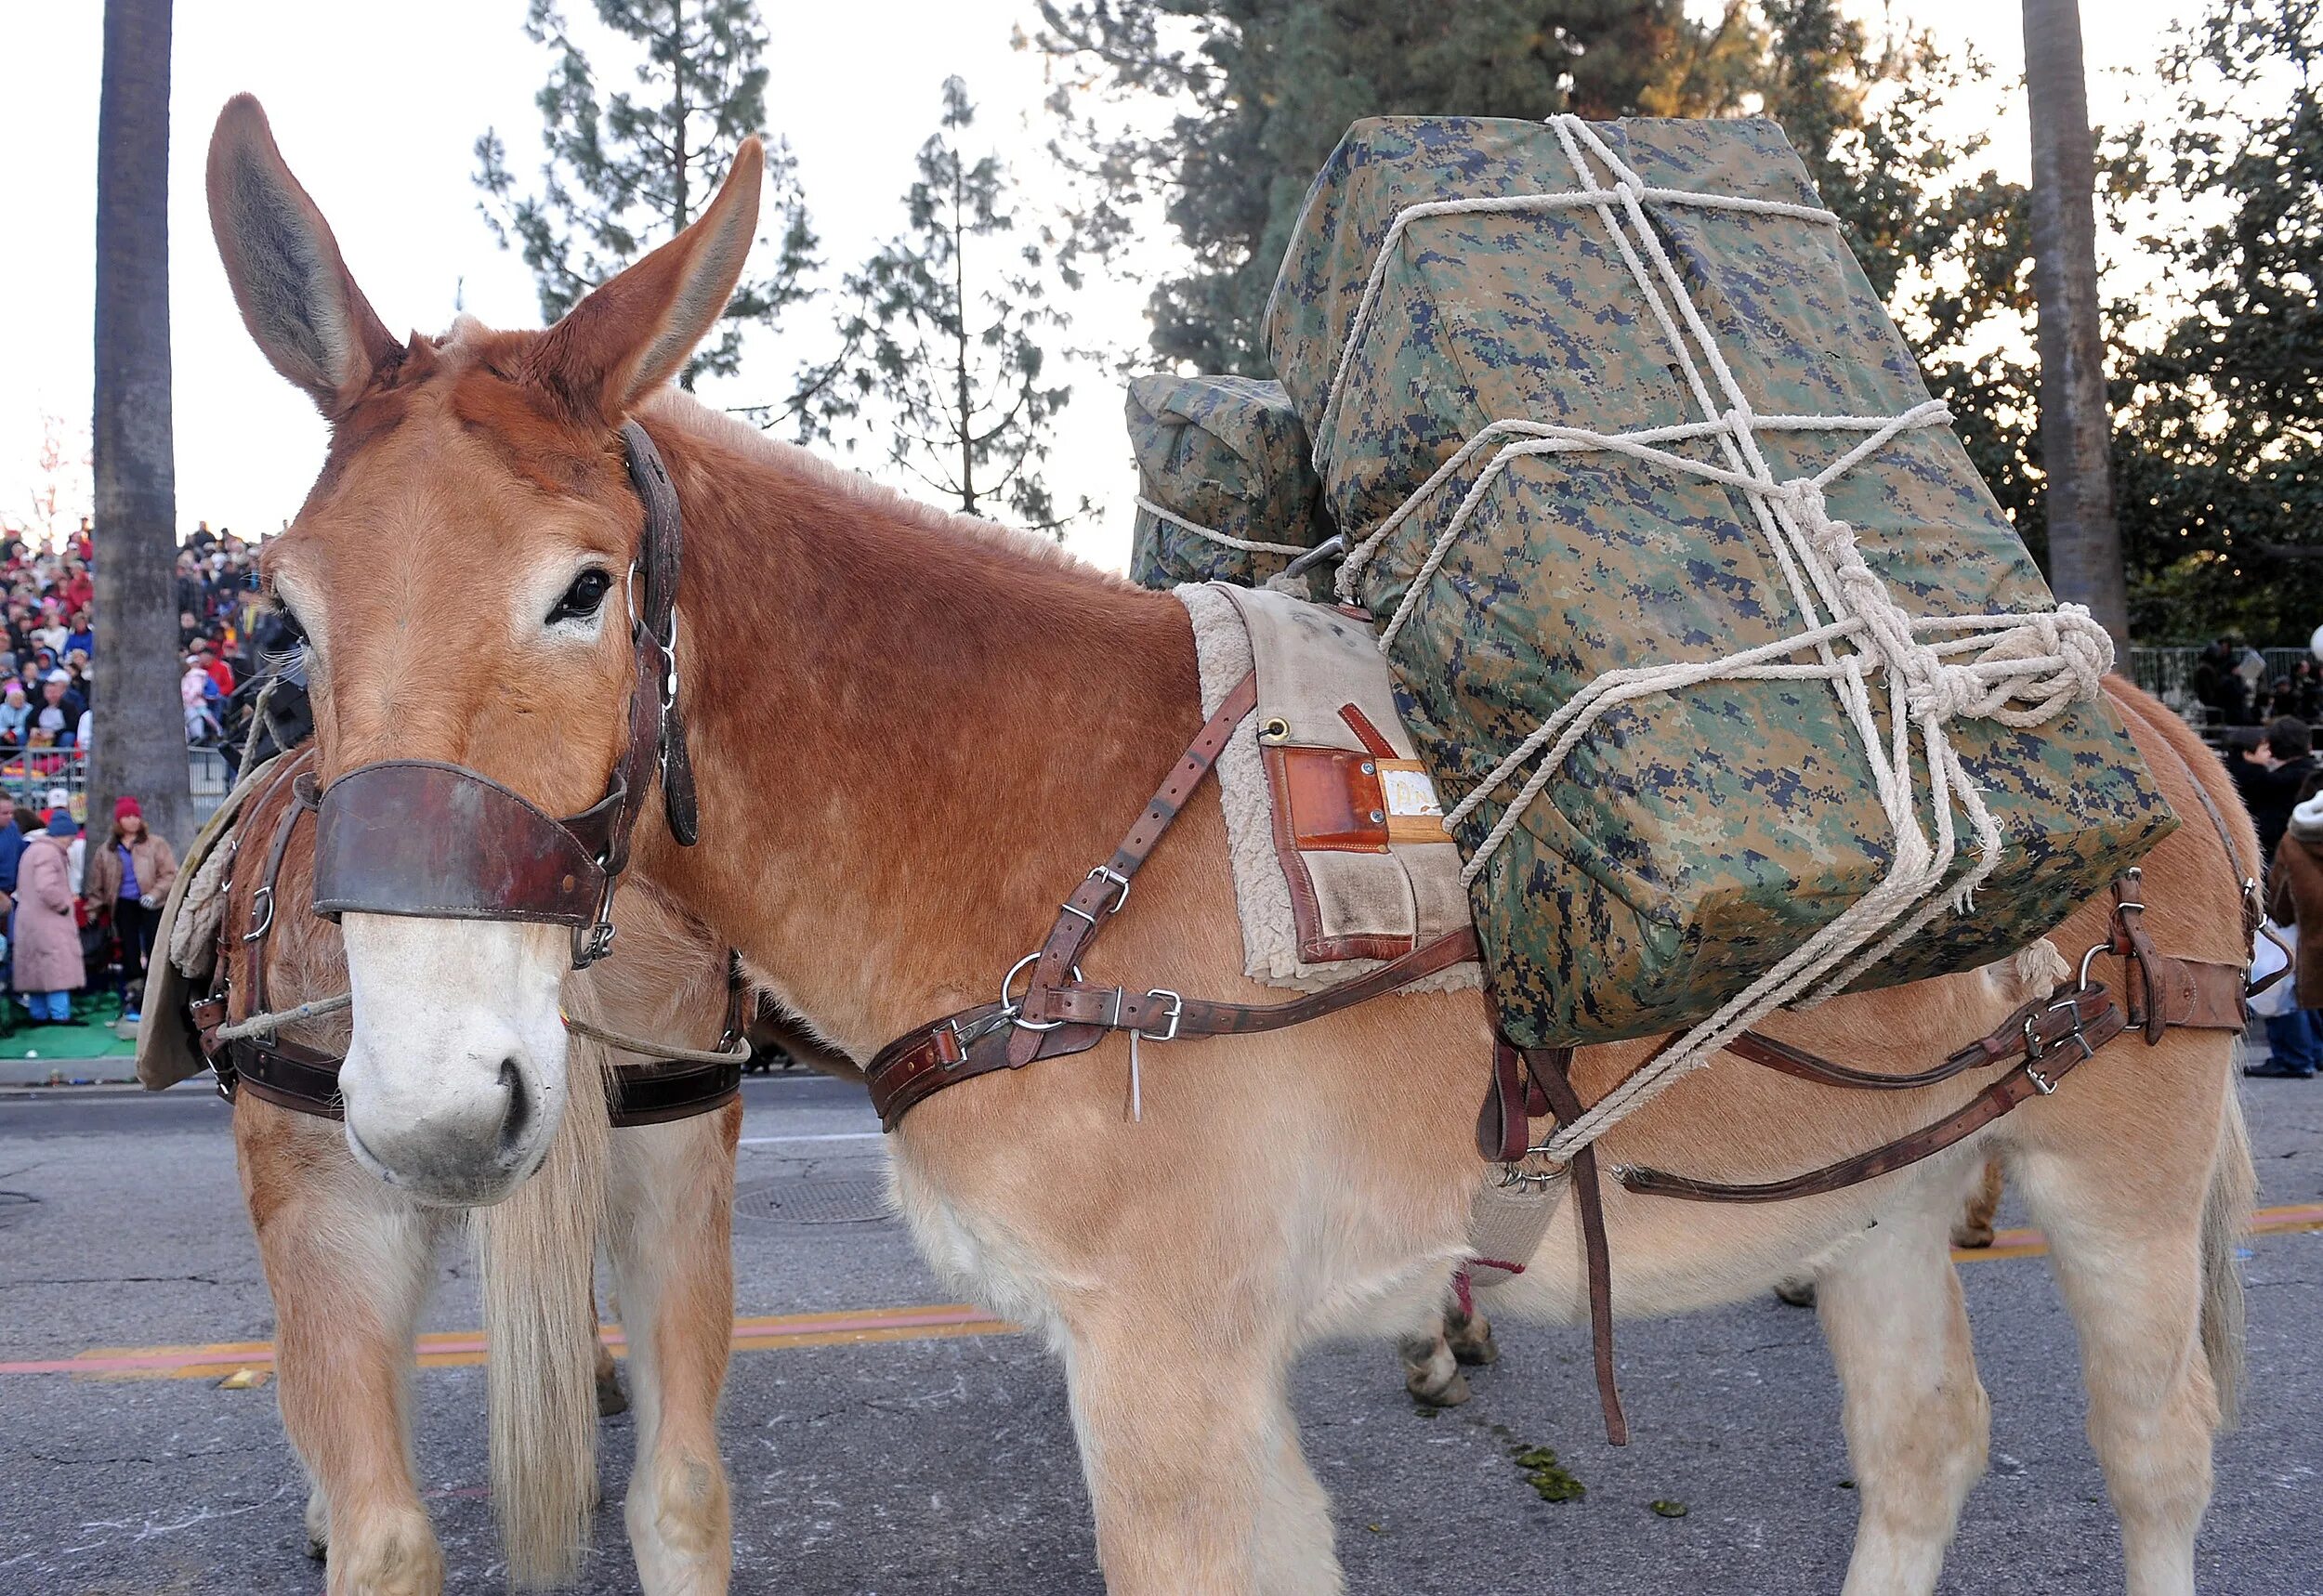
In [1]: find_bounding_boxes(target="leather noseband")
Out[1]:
[308,421,697,966]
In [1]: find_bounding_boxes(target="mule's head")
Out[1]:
[208,95,760,1203]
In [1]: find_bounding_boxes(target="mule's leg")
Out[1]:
[239,1101,445,1596]
[1065,1310,1337,1596]
[606,1104,738,1596]
[1254,1396,1338,1596]
[2015,1144,2222,1596]
[1951,1158,2004,1249]
[1817,1179,1989,1596]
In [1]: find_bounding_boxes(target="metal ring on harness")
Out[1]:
[1003,951,1084,1031]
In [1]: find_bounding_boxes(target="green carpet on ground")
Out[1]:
[0,993,137,1062]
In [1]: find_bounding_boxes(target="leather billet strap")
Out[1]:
[869,668,1478,1127]
[866,928,1477,1131]
[1003,672,1262,1069]
[308,421,696,968]
[1523,1044,1628,1447]
[1617,987,2128,1205]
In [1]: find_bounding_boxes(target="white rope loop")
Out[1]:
[1309,113,2113,1159]
[1135,495,1311,558]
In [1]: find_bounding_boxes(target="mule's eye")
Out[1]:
[547,569,612,625]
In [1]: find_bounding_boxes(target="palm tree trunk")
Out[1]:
[2023,0,2130,647]
[92,0,191,845]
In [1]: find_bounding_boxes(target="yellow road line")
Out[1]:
[10,1202,2318,1381]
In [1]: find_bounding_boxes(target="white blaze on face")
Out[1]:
[336,913,573,1207]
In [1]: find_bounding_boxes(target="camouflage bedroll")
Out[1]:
[1262,113,2177,1052]
[1127,373,1335,595]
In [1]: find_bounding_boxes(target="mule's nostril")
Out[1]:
[496,1057,533,1158]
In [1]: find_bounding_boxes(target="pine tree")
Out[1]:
[822,78,1083,531]
[2115,0,2323,639]
[1033,0,1770,373]
[474,0,817,387]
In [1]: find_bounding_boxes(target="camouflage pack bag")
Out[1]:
[1262,113,2177,1058]
[1127,373,1334,593]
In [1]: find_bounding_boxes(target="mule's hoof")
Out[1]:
[1950,1223,1996,1250]
[1773,1276,1817,1308]
[1449,1326,1500,1367]
[1408,1367,1473,1406]
[597,1366,631,1417]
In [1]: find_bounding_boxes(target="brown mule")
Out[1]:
[207,98,2253,1596]
[214,757,741,1594]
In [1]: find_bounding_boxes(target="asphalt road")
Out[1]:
[2,1068,2319,1596]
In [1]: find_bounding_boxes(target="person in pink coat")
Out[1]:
[12,809,83,1022]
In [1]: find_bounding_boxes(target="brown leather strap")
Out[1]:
[1477,1033,1549,1163]
[867,928,1478,1131]
[1726,988,2094,1091]
[1020,927,1479,1038]
[1004,672,1260,1067]
[1524,1044,1627,1446]
[230,1037,348,1119]
[244,751,320,1017]
[1618,988,2125,1205]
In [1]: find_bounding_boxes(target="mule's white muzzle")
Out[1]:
[336,913,572,1206]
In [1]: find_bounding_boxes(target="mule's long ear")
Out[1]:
[532,137,764,421]
[206,95,398,416]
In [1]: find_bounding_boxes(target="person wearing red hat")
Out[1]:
[83,796,177,1023]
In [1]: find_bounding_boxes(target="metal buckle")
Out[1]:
[572,870,620,969]
[1086,865,1131,915]
[241,886,274,944]
[2025,993,2094,1077]
[941,1009,1010,1065]
[1500,1153,1568,1189]
[1135,989,1183,1043]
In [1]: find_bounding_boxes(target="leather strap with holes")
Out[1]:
[1002,673,1261,1068]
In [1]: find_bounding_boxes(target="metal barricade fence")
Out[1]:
[2126,646,2316,718]
[0,746,237,828]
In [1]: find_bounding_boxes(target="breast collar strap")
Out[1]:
[309,420,697,969]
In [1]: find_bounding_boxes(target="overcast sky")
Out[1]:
[0,0,2207,571]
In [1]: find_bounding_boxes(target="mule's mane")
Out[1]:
[635,388,1132,589]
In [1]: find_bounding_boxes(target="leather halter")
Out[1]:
[309,421,698,968]
[193,746,748,1128]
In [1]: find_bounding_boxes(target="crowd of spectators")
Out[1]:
[2192,637,2323,727]
[0,518,270,772]
[177,523,268,746]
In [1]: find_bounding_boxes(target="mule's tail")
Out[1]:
[2198,1077,2254,1430]
[471,1032,612,1587]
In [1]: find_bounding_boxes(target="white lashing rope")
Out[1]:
[1135,495,1311,558]
[215,988,745,1066]
[1319,113,2113,1161]
[213,991,352,1042]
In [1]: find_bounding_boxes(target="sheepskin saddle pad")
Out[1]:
[1175,580,1479,993]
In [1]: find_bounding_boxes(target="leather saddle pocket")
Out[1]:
[1266,746,1389,854]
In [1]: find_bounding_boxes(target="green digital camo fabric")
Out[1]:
[1127,373,1335,594]
[1262,114,2178,1049]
